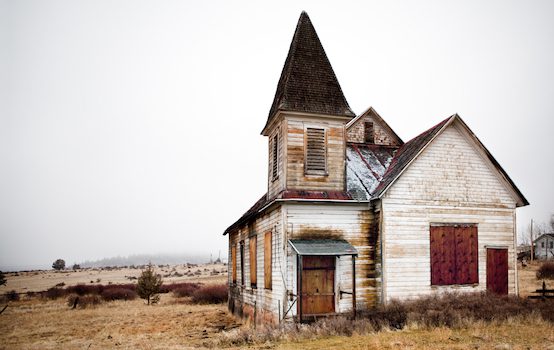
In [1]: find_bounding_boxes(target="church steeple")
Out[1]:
[262,11,355,135]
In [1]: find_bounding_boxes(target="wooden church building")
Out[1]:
[223,12,528,324]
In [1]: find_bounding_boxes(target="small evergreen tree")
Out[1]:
[136,262,163,305]
[52,259,66,271]
[0,271,6,286]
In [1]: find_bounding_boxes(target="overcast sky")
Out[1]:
[1,0,553,270]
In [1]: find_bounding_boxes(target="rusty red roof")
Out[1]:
[281,190,352,200]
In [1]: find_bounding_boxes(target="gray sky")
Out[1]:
[1,0,553,270]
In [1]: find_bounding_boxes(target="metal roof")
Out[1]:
[288,239,358,256]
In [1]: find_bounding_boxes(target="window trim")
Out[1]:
[249,235,257,288]
[364,121,374,143]
[272,132,279,181]
[239,240,245,286]
[264,231,272,290]
[304,126,328,176]
[430,223,479,286]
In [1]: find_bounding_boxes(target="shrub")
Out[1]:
[72,264,81,270]
[66,284,103,296]
[171,283,201,298]
[191,284,228,304]
[67,294,102,308]
[0,271,6,286]
[537,262,554,280]
[101,288,137,301]
[44,287,66,299]
[6,290,19,301]
[136,262,163,305]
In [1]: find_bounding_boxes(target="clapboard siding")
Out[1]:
[381,123,517,301]
[283,203,378,315]
[347,113,399,146]
[385,125,516,208]
[285,117,346,192]
[228,206,285,323]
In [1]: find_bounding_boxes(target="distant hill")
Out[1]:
[78,253,212,268]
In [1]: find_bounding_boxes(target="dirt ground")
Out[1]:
[1,261,553,349]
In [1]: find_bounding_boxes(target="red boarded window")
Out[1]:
[430,224,478,285]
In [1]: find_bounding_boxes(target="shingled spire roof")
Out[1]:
[263,12,355,133]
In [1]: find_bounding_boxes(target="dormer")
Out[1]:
[346,107,403,147]
[262,12,356,200]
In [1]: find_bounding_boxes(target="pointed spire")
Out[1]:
[263,12,355,133]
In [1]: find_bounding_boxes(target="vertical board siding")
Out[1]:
[284,203,378,315]
[382,124,517,301]
[265,232,272,289]
[487,248,509,295]
[231,245,237,284]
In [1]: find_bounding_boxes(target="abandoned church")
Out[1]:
[223,12,529,324]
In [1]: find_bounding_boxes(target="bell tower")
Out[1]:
[262,12,356,200]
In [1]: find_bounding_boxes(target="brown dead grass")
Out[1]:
[0,263,227,294]
[1,262,553,349]
[0,294,239,350]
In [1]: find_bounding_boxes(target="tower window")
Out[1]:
[305,127,326,174]
[364,121,374,143]
[272,133,279,181]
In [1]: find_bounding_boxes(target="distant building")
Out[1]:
[223,12,529,324]
[534,234,554,260]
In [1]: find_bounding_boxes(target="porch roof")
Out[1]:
[288,239,358,256]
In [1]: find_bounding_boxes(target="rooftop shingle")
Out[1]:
[263,12,355,133]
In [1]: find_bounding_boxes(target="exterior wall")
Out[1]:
[534,235,554,259]
[268,125,285,200]
[285,115,347,192]
[228,206,285,324]
[283,202,379,317]
[381,124,518,301]
[347,113,399,146]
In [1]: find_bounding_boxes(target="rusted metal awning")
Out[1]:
[288,239,358,256]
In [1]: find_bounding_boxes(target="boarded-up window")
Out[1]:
[240,241,245,286]
[272,133,279,181]
[305,127,326,174]
[364,121,374,143]
[249,236,257,288]
[264,232,272,289]
[231,245,237,284]
[430,224,478,285]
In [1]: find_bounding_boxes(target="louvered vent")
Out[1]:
[272,133,279,180]
[306,127,326,174]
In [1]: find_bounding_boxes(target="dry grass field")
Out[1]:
[1,261,553,350]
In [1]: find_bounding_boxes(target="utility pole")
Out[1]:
[530,219,534,262]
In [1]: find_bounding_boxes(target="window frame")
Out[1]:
[249,235,257,288]
[430,223,479,286]
[239,240,245,286]
[272,131,279,181]
[264,231,272,290]
[364,121,374,143]
[304,126,328,175]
